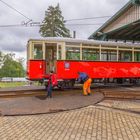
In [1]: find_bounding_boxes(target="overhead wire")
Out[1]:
[0,23,105,28]
[0,24,22,27]
[0,16,109,28]
[0,1,110,28]
[65,16,111,22]
[0,0,32,21]
[65,23,104,26]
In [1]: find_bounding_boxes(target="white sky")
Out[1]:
[0,0,129,61]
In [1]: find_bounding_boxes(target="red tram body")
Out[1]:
[27,38,140,87]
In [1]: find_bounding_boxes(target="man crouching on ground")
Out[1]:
[77,72,92,96]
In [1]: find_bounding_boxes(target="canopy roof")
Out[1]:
[89,0,140,42]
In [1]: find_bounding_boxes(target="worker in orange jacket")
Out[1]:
[77,72,92,95]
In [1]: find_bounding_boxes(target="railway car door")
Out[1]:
[45,43,57,74]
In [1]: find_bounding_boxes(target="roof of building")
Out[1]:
[89,0,140,42]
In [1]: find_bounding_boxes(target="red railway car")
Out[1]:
[27,37,140,87]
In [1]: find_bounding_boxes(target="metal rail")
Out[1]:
[0,86,140,99]
[101,90,140,100]
[0,87,82,98]
[0,89,46,98]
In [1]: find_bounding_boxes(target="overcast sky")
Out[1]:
[0,0,129,60]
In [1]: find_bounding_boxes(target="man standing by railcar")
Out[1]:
[77,72,92,96]
[47,74,53,98]
[46,71,58,98]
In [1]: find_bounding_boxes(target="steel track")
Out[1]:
[0,89,46,98]
[0,86,140,99]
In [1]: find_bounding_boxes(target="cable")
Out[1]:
[0,15,113,28]
[0,22,105,28]
[65,23,103,26]
[65,16,111,22]
[0,24,22,27]
[0,0,31,21]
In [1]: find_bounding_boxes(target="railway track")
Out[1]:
[100,90,140,100]
[0,86,140,99]
[0,89,46,98]
[0,87,83,98]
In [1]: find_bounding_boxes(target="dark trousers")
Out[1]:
[47,84,53,98]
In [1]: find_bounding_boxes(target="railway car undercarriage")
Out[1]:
[41,77,140,89]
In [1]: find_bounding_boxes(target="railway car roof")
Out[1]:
[28,37,140,48]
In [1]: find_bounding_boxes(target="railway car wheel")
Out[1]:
[64,80,73,89]
[58,80,75,89]
[57,81,65,89]
[117,78,123,84]
[68,80,75,88]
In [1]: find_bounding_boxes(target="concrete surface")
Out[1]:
[0,106,139,140]
[0,90,104,116]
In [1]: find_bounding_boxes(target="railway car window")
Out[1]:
[101,51,107,61]
[54,50,57,59]
[134,52,140,62]
[107,51,117,61]
[119,51,132,61]
[58,45,62,60]
[101,50,117,61]
[66,47,80,60]
[33,44,43,59]
[82,48,99,60]
[27,45,30,60]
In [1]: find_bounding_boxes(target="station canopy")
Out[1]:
[89,0,140,42]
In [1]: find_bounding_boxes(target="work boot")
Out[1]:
[88,93,91,96]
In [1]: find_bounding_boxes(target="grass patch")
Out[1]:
[0,82,27,88]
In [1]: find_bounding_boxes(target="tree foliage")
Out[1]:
[39,4,70,37]
[0,51,3,68]
[0,52,25,78]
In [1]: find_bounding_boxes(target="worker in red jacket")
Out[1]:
[46,71,58,98]
[77,72,92,96]
[51,72,58,87]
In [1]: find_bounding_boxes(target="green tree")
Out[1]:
[0,53,25,78]
[39,4,70,37]
[0,52,2,67]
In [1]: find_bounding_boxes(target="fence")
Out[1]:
[0,77,28,82]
